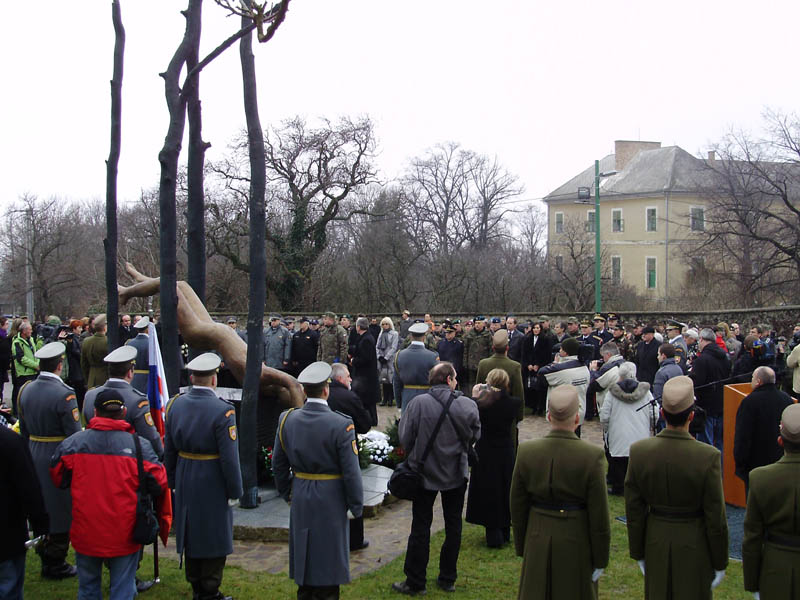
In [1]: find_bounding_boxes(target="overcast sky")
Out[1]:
[1,0,798,212]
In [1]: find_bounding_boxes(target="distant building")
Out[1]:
[544,140,714,305]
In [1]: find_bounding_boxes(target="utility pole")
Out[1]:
[594,160,601,313]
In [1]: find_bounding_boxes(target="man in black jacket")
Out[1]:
[290,318,319,377]
[690,328,730,452]
[351,317,379,426]
[0,424,49,598]
[327,363,371,552]
[733,366,792,494]
[634,326,660,385]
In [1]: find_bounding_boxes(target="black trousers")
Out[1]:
[380,383,394,405]
[349,516,364,550]
[185,556,226,600]
[37,532,70,567]
[297,585,339,600]
[607,456,629,494]
[403,482,466,590]
[11,374,35,417]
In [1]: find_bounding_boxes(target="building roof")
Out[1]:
[544,145,710,203]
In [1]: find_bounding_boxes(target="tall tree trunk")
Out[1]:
[185,5,209,361]
[159,0,202,394]
[105,0,125,352]
[238,5,267,508]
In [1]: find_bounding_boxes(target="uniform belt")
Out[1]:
[28,435,67,443]
[532,500,586,512]
[649,506,704,519]
[133,369,149,374]
[765,531,800,548]
[178,451,220,460]
[294,472,342,480]
[404,384,429,390]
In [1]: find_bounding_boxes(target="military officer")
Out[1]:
[124,315,151,393]
[437,326,464,381]
[394,322,438,412]
[593,314,614,345]
[317,311,349,365]
[273,361,364,600]
[18,342,81,579]
[164,353,242,600]
[625,376,728,599]
[578,319,601,363]
[463,316,493,390]
[510,385,610,600]
[83,345,163,460]
[742,403,800,600]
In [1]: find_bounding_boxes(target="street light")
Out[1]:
[575,160,617,313]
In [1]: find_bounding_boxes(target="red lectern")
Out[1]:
[723,383,751,508]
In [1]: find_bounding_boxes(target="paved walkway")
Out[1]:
[147,405,605,576]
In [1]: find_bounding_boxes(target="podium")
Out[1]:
[722,383,751,508]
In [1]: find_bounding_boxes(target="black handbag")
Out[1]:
[388,393,456,501]
[131,434,159,545]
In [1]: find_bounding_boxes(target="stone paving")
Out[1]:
[144,405,605,576]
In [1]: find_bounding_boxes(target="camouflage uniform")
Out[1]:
[316,324,349,364]
[463,327,493,389]
[613,334,633,361]
[400,331,438,352]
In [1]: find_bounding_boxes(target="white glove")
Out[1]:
[227,498,239,507]
[591,568,604,582]
[753,593,760,600]
[637,560,646,575]
[711,570,725,589]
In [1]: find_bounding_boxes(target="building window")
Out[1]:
[555,212,563,234]
[555,255,564,271]
[646,207,657,232]
[646,257,657,289]
[611,256,621,283]
[586,210,595,233]
[690,206,705,232]
[612,209,623,233]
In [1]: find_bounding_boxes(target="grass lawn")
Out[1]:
[23,495,751,599]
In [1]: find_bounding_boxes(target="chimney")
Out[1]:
[614,140,662,171]
[707,150,715,161]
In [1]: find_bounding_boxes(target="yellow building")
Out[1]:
[545,140,714,307]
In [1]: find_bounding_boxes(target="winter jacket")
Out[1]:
[263,325,291,369]
[588,354,625,410]
[599,379,655,457]
[652,358,684,403]
[690,343,730,417]
[11,333,38,377]
[50,417,170,558]
[786,343,800,393]
[538,356,590,426]
[376,329,399,382]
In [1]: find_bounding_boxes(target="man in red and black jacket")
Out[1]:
[50,388,171,600]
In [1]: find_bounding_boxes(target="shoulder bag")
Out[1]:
[388,392,456,501]
[131,433,160,545]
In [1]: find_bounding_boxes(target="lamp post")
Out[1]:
[576,160,616,314]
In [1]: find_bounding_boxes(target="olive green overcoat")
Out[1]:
[624,429,728,600]
[477,352,525,447]
[510,430,610,600]
[742,453,800,599]
[80,332,108,388]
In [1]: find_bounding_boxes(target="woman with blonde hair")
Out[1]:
[376,316,399,407]
[717,321,741,363]
[466,367,522,547]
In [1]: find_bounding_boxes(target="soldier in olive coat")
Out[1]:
[463,317,493,390]
[510,385,610,600]
[742,403,800,600]
[317,312,349,365]
[273,361,364,599]
[18,342,82,579]
[164,353,242,600]
[80,314,109,388]
[476,330,525,448]
[625,376,729,600]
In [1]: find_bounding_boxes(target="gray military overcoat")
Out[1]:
[18,373,82,533]
[125,333,150,393]
[164,386,243,559]
[273,401,363,586]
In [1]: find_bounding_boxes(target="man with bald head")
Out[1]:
[510,385,610,599]
[625,376,728,599]
[734,366,792,494]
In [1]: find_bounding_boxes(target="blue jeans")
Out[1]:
[0,552,26,600]
[696,414,723,453]
[76,551,139,600]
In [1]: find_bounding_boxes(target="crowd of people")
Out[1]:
[1,307,799,600]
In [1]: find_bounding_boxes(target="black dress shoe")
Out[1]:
[436,579,456,592]
[391,581,426,595]
[350,540,370,552]
[41,562,78,579]
[136,578,155,593]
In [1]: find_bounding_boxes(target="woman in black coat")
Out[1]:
[465,368,522,548]
[520,322,552,415]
